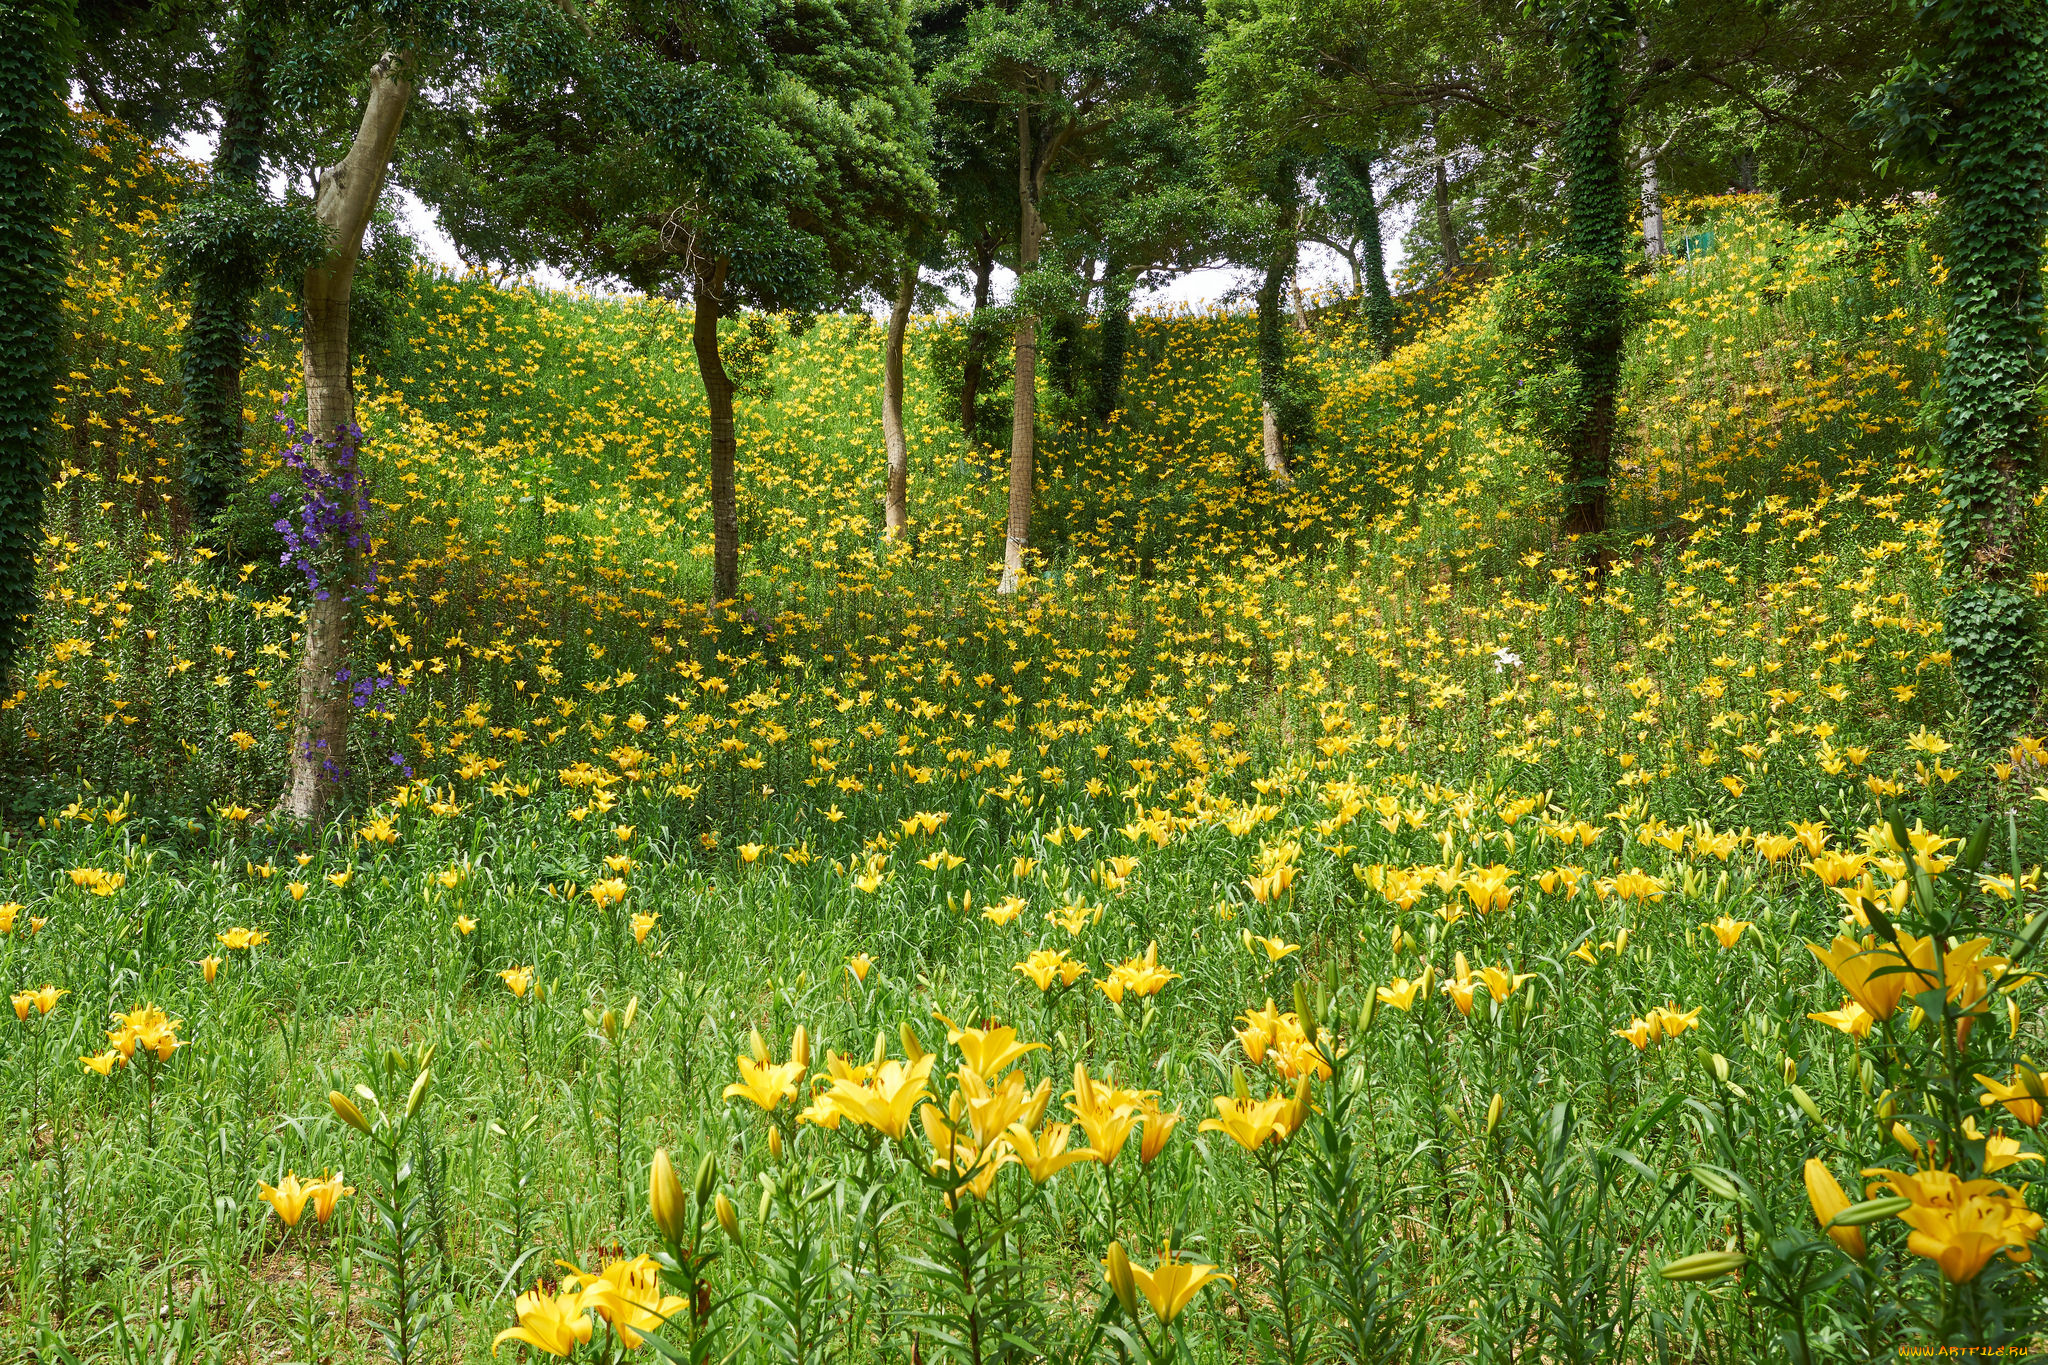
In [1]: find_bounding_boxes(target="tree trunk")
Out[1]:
[960,239,994,447]
[1935,0,2047,740]
[1090,268,1131,422]
[1432,126,1460,273]
[1340,151,1396,360]
[1556,23,1630,550]
[1257,165,1298,489]
[0,0,70,692]
[1636,32,1664,263]
[181,0,281,538]
[279,51,412,823]
[692,258,740,604]
[883,261,915,536]
[999,103,1045,595]
[1640,149,1664,260]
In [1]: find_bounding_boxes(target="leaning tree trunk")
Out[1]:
[692,258,741,603]
[960,239,994,447]
[999,103,1046,595]
[181,0,281,539]
[1935,0,2048,740]
[883,261,915,537]
[0,0,71,692]
[1556,15,1630,548]
[279,51,412,823]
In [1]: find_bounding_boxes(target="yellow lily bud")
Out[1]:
[329,1090,371,1134]
[405,1068,432,1119]
[791,1024,810,1069]
[650,1149,688,1242]
[694,1151,718,1203]
[1104,1242,1138,1319]
[716,1192,740,1241]
[1658,1251,1748,1282]
[1485,1093,1504,1136]
[749,1028,769,1063]
[768,1126,784,1161]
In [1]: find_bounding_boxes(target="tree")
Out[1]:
[278,49,416,821]
[1871,0,2048,738]
[410,0,934,606]
[165,0,293,541]
[0,0,71,693]
[882,256,919,535]
[273,1,583,820]
[932,0,1206,593]
[1315,151,1396,357]
[1250,158,1309,485]
[1543,0,1633,545]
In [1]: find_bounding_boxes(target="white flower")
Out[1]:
[1492,648,1523,674]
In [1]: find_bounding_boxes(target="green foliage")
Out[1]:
[1490,254,1642,456]
[0,0,73,690]
[1870,0,2048,740]
[922,311,1015,451]
[157,182,324,533]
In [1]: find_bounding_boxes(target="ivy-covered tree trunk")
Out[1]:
[693,258,740,603]
[1091,268,1131,422]
[1257,164,1299,487]
[1336,150,1395,359]
[883,261,915,536]
[999,102,1045,595]
[1555,4,1632,545]
[960,239,994,447]
[280,51,412,822]
[0,0,69,693]
[180,0,282,539]
[1932,0,2048,738]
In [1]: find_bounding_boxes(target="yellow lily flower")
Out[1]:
[257,1172,314,1227]
[1103,1242,1234,1324]
[1862,1167,2045,1283]
[493,1284,595,1357]
[1976,1067,2047,1128]
[935,1014,1045,1078]
[1807,998,1875,1039]
[1707,915,1753,948]
[1240,929,1300,962]
[723,1055,805,1111]
[1802,1159,1864,1260]
[1005,1121,1100,1182]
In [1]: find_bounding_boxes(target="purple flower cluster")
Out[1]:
[269,416,378,603]
[335,664,405,712]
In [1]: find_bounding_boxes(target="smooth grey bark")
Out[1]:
[1000,101,1049,594]
[883,261,915,535]
[280,50,412,822]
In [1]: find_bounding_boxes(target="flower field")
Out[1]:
[1,118,2044,1361]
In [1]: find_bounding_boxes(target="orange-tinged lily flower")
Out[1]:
[1861,1167,2045,1283]
[1976,1067,2047,1128]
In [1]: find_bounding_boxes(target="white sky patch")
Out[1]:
[175,130,1408,314]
